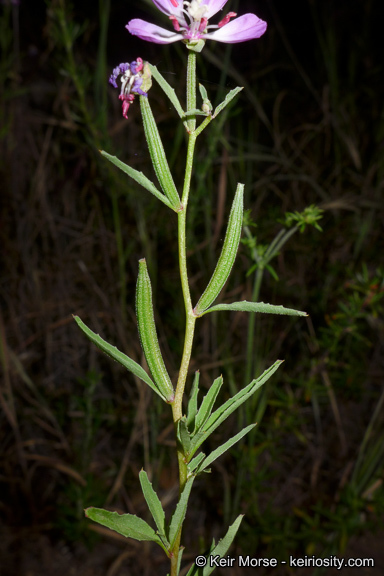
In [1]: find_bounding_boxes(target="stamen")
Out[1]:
[119,94,135,120]
[187,0,208,21]
[198,17,207,33]
[181,6,192,23]
[121,74,135,98]
[218,12,237,28]
[169,15,181,31]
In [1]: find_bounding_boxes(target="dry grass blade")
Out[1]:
[24,454,87,486]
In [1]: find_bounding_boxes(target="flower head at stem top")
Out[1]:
[109,58,149,119]
[126,0,267,47]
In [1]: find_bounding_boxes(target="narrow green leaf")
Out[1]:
[200,300,308,317]
[183,108,208,117]
[245,262,258,277]
[186,371,200,429]
[100,151,174,210]
[139,470,168,545]
[178,417,192,455]
[73,316,167,402]
[198,424,256,473]
[194,184,244,316]
[168,476,194,549]
[187,452,205,474]
[188,429,210,460]
[148,63,185,120]
[213,87,243,118]
[177,547,185,576]
[188,361,282,457]
[85,507,162,544]
[199,84,208,101]
[136,259,175,403]
[185,516,244,576]
[194,376,223,433]
[203,515,244,575]
[204,361,281,434]
[185,543,215,576]
[265,263,279,281]
[140,96,182,211]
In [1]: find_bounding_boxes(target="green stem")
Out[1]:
[170,51,198,576]
[172,118,197,488]
[186,51,197,133]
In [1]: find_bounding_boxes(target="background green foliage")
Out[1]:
[1,0,383,574]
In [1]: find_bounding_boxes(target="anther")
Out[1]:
[169,15,181,31]
[218,12,237,28]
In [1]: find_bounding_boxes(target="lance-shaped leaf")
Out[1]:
[139,470,169,547]
[186,371,200,429]
[85,507,164,546]
[183,109,209,117]
[168,476,195,549]
[185,515,244,576]
[213,87,243,119]
[188,361,282,459]
[136,259,175,403]
[140,96,182,211]
[148,63,185,121]
[74,316,168,402]
[194,376,223,433]
[196,424,256,474]
[187,452,206,475]
[194,184,244,316]
[177,548,185,576]
[186,539,216,576]
[199,300,308,317]
[101,151,174,210]
[177,417,192,455]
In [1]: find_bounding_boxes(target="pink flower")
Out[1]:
[126,0,267,45]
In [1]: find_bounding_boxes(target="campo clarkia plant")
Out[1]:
[75,1,307,574]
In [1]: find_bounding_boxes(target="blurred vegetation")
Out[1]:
[0,0,383,574]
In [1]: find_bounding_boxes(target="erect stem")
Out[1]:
[186,51,197,133]
[170,50,198,576]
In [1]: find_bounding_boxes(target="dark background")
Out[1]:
[1,1,383,575]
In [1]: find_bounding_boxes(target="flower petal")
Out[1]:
[204,13,267,43]
[202,0,230,19]
[151,0,185,20]
[126,19,183,44]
